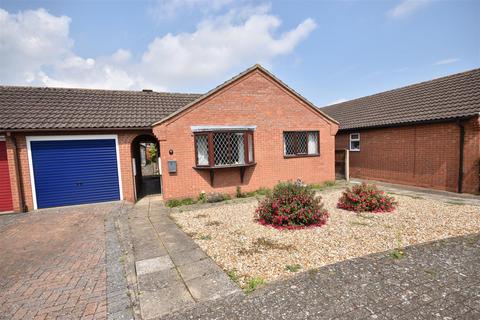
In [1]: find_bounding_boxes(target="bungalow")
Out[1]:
[322,68,480,195]
[0,65,339,213]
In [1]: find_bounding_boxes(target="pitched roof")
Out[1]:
[0,86,201,131]
[154,64,338,126]
[321,68,480,130]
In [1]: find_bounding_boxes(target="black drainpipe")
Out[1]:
[457,120,465,194]
[10,133,27,212]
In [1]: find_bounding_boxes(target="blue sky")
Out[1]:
[0,0,478,107]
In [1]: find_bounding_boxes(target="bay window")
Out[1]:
[283,131,319,157]
[194,130,255,168]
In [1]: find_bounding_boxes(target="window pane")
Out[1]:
[296,132,308,154]
[232,133,245,164]
[196,135,209,166]
[213,133,230,165]
[284,132,295,155]
[307,132,318,155]
[351,141,360,150]
[350,133,359,140]
[248,133,253,162]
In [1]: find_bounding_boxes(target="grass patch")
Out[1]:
[388,248,405,259]
[198,234,212,240]
[310,180,336,191]
[244,277,265,293]
[285,264,302,272]
[446,200,466,206]
[166,197,197,208]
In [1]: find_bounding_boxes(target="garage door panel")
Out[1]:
[30,138,121,209]
[0,141,14,212]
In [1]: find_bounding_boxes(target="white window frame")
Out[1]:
[26,134,124,210]
[349,133,360,151]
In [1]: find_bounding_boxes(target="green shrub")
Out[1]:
[255,180,329,230]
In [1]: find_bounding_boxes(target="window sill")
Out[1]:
[284,154,320,159]
[193,163,256,185]
[349,149,360,152]
[193,162,256,170]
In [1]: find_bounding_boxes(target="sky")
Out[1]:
[0,0,479,107]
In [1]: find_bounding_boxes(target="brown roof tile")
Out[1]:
[321,68,480,130]
[0,86,201,130]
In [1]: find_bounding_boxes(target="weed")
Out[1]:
[244,277,265,293]
[424,269,437,277]
[350,220,370,227]
[236,186,247,198]
[194,214,208,219]
[205,220,222,227]
[388,248,405,259]
[198,234,212,240]
[227,269,241,284]
[285,264,302,272]
[253,237,295,251]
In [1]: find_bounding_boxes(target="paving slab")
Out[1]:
[138,284,195,319]
[135,256,175,276]
[128,196,241,319]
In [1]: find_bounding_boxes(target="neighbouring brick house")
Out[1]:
[0,65,339,213]
[322,68,480,195]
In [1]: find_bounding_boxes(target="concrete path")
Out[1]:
[162,233,480,320]
[128,196,240,320]
[351,179,480,206]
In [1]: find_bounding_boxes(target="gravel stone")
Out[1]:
[170,188,480,286]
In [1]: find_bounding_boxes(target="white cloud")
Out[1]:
[0,6,316,91]
[434,58,459,65]
[388,0,432,18]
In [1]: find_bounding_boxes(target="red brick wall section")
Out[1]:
[335,116,480,194]
[463,116,480,194]
[6,131,148,212]
[153,70,338,200]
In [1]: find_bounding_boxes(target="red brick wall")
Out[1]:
[6,130,148,211]
[153,70,338,200]
[335,116,480,194]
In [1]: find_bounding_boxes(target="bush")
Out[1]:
[255,181,329,230]
[236,186,247,198]
[337,183,398,213]
[206,192,230,203]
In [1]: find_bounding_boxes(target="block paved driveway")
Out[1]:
[0,202,132,320]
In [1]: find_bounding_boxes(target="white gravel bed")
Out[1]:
[170,189,480,286]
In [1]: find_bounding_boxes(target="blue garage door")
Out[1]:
[30,138,121,209]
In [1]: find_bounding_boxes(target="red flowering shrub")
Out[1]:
[255,181,329,230]
[337,183,397,213]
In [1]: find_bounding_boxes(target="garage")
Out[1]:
[27,135,123,209]
[0,137,14,212]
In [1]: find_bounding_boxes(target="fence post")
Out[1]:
[345,149,350,182]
